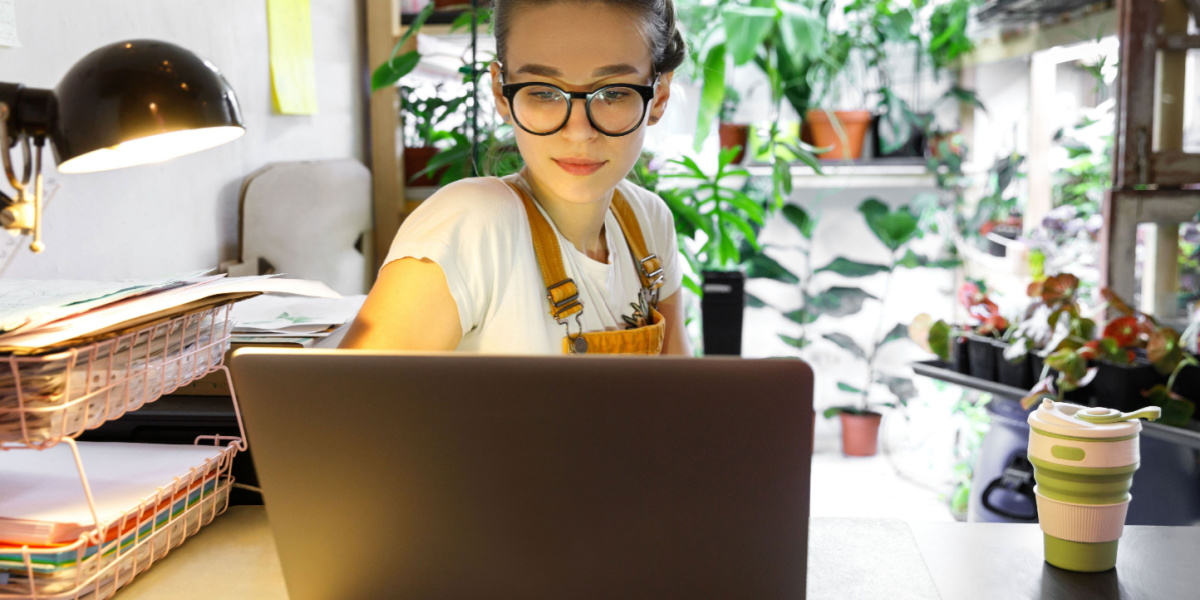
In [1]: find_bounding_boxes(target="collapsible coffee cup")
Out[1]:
[1027,399,1161,572]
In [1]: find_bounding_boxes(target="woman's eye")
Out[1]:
[531,92,559,101]
[598,90,630,102]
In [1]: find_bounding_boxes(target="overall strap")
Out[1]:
[609,192,665,292]
[503,180,583,323]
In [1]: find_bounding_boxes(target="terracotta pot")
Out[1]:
[404,146,444,187]
[718,123,749,164]
[805,109,872,160]
[839,410,882,457]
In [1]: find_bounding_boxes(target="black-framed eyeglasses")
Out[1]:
[499,73,659,137]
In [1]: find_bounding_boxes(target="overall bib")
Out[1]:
[503,181,666,355]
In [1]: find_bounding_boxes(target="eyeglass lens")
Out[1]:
[512,85,645,135]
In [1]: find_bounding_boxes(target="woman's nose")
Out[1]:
[560,97,600,141]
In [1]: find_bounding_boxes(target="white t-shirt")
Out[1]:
[383,172,683,354]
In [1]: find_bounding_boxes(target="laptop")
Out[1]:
[229,350,814,600]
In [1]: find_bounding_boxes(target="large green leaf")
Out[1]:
[816,257,889,278]
[777,3,824,62]
[370,2,435,91]
[859,198,920,251]
[806,287,876,318]
[695,43,727,152]
[371,50,421,91]
[782,204,815,239]
[746,252,799,283]
[746,293,768,309]
[928,319,951,361]
[824,332,868,361]
[722,6,776,66]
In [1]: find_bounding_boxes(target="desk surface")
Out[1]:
[117,506,1200,600]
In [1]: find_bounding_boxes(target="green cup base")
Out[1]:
[1044,534,1119,572]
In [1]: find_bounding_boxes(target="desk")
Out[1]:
[115,506,1200,599]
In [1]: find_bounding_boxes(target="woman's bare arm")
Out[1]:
[338,258,462,351]
[658,290,693,356]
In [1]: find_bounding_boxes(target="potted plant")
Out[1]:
[658,146,770,354]
[718,86,749,164]
[819,198,957,456]
[805,29,872,161]
[398,84,472,186]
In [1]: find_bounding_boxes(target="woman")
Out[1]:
[341,0,691,355]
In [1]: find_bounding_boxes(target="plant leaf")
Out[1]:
[694,43,726,152]
[927,319,951,360]
[806,287,876,318]
[816,257,889,278]
[745,252,799,283]
[876,374,917,403]
[721,6,776,66]
[781,334,811,349]
[859,198,919,251]
[777,3,824,61]
[783,204,815,239]
[882,323,911,345]
[824,332,868,361]
[746,293,767,309]
[785,308,818,325]
[837,382,864,394]
[371,50,421,91]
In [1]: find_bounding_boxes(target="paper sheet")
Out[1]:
[231,294,365,334]
[267,0,318,115]
[0,270,214,335]
[0,0,19,48]
[0,442,224,544]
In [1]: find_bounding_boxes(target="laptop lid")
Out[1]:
[230,350,814,600]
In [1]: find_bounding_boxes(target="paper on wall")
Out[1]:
[0,0,19,48]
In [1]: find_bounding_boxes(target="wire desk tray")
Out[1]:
[0,440,239,600]
[0,302,240,449]
[0,299,251,599]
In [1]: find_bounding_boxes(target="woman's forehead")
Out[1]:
[504,3,653,82]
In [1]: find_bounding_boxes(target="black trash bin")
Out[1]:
[701,270,745,356]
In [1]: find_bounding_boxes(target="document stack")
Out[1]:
[0,272,339,599]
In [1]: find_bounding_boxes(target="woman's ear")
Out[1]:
[490,61,511,122]
[647,71,674,126]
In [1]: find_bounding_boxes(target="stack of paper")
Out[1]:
[0,272,341,350]
[0,442,230,595]
[231,294,366,337]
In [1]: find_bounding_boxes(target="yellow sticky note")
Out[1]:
[267,0,318,115]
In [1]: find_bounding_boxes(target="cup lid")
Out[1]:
[1027,399,1161,438]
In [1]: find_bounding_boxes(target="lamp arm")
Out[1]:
[0,103,33,195]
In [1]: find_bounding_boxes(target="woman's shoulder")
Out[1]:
[615,177,674,225]
[404,176,527,231]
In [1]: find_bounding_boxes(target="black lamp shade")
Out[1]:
[51,40,244,173]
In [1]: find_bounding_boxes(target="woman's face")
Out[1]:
[490,2,673,206]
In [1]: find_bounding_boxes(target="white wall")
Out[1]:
[0,0,364,279]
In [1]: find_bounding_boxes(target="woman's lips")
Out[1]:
[554,159,606,175]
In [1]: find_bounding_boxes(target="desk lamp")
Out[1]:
[0,39,245,253]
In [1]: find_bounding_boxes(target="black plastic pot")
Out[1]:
[950,335,970,374]
[995,342,1033,390]
[1029,351,1047,383]
[965,334,1000,382]
[1089,360,1166,412]
[872,112,928,158]
[1174,359,1200,404]
[700,270,745,356]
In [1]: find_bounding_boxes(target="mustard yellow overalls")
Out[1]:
[504,181,666,355]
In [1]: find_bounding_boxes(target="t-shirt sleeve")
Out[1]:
[624,181,685,300]
[381,178,523,337]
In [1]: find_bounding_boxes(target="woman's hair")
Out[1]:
[490,0,688,78]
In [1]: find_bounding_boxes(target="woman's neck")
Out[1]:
[521,167,611,263]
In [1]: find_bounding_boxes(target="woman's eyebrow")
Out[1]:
[513,63,641,78]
